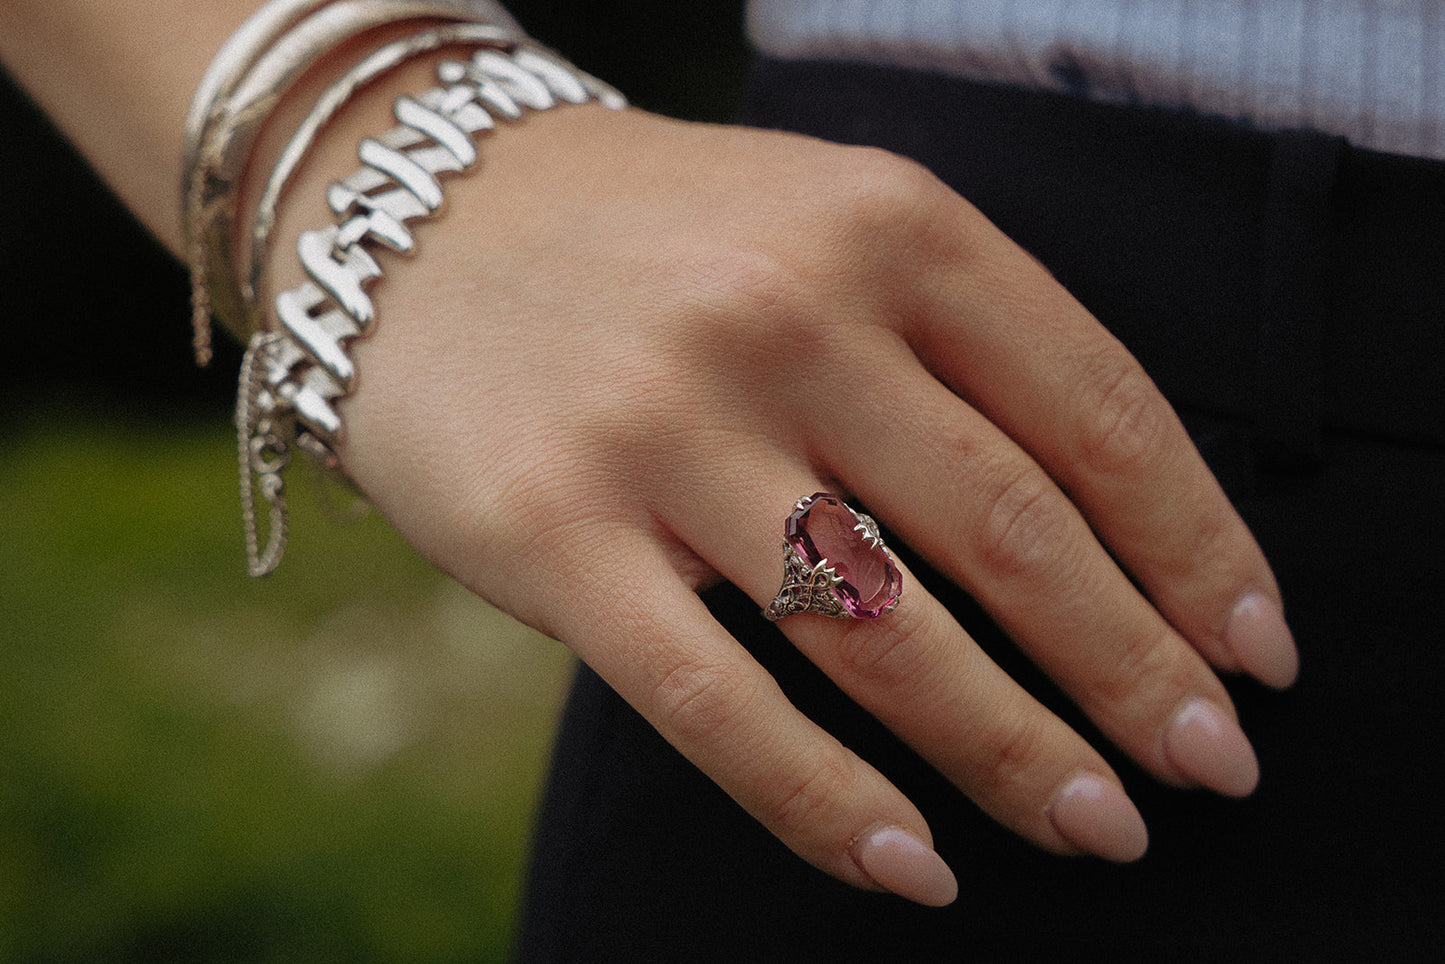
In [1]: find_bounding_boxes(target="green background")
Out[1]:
[0,418,574,961]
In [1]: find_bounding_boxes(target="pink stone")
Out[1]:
[785,493,902,618]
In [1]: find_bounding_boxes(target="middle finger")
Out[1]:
[806,333,1260,798]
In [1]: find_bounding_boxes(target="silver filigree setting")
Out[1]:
[764,546,851,621]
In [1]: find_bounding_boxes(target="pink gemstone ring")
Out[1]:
[764,493,903,621]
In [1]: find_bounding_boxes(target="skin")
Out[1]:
[1,0,1296,904]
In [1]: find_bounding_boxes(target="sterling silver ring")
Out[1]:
[764,493,903,621]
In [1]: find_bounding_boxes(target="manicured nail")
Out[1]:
[1047,772,1149,863]
[851,825,958,907]
[1224,592,1299,689]
[1164,698,1260,797]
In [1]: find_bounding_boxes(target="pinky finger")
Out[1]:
[552,536,959,907]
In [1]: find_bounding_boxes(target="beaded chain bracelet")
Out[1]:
[183,0,626,574]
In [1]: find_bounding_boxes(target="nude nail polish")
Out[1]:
[1224,592,1299,689]
[851,825,958,907]
[1047,772,1149,863]
[1164,698,1260,797]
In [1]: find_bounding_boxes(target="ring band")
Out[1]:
[764,493,903,621]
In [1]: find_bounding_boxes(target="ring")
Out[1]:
[764,493,903,621]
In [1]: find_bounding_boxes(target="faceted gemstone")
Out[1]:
[785,493,902,618]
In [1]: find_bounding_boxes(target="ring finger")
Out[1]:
[657,454,1151,864]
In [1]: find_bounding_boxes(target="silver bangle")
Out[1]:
[246,21,519,324]
[183,0,524,364]
[234,41,626,575]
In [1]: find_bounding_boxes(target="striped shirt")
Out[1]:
[747,0,1445,159]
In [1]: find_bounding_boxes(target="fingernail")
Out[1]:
[851,825,958,907]
[1164,698,1260,797]
[1224,592,1299,689]
[1047,772,1149,863]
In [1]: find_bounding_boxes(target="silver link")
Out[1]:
[336,210,409,253]
[439,59,525,119]
[449,99,497,135]
[474,49,554,110]
[470,76,525,120]
[395,94,478,167]
[513,48,590,104]
[327,180,431,223]
[284,369,344,442]
[408,143,472,177]
[297,226,381,327]
[357,138,445,210]
[276,282,361,385]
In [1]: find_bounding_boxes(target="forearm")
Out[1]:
[0,0,253,250]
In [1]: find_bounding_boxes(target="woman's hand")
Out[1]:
[0,0,1299,911]
[274,102,1298,906]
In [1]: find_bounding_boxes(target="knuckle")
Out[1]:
[1090,625,1186,713]
[973,461,1065,578]
[670,245,810,322]
[820,147,950,241]
[1161,496,1248,590]
[830,602,937,688]
[1075,353,1176,478]
[766,751,855,830]
[972,712,1053,798]
[648,656,754,746]
[1187,499,1239,560]
[662,246,841,369]
[835,147,938,204]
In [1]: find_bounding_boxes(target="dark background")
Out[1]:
[0,0,749,421]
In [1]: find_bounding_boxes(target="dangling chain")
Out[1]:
[237,332,291,575]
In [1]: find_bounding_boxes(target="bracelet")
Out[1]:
[247,21,516,317]
[184,0,626,574]
[183,0,524,364]
[231,40,626,575]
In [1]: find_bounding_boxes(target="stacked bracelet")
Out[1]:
[183,0,626,574]
[184,0,525,362]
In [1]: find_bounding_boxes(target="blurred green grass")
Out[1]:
[0,414,574,962]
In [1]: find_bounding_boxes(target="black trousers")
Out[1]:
[519,59,1445,961]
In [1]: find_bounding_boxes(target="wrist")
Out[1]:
[184,6,626,574]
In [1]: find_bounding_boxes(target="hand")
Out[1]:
[271,101,1298,906]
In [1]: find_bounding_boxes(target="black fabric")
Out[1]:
[518,59,1445,961]
[1254,129,1344,471]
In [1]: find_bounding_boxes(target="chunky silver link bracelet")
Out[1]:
[184,0,526,365]
[183,1,626,575]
